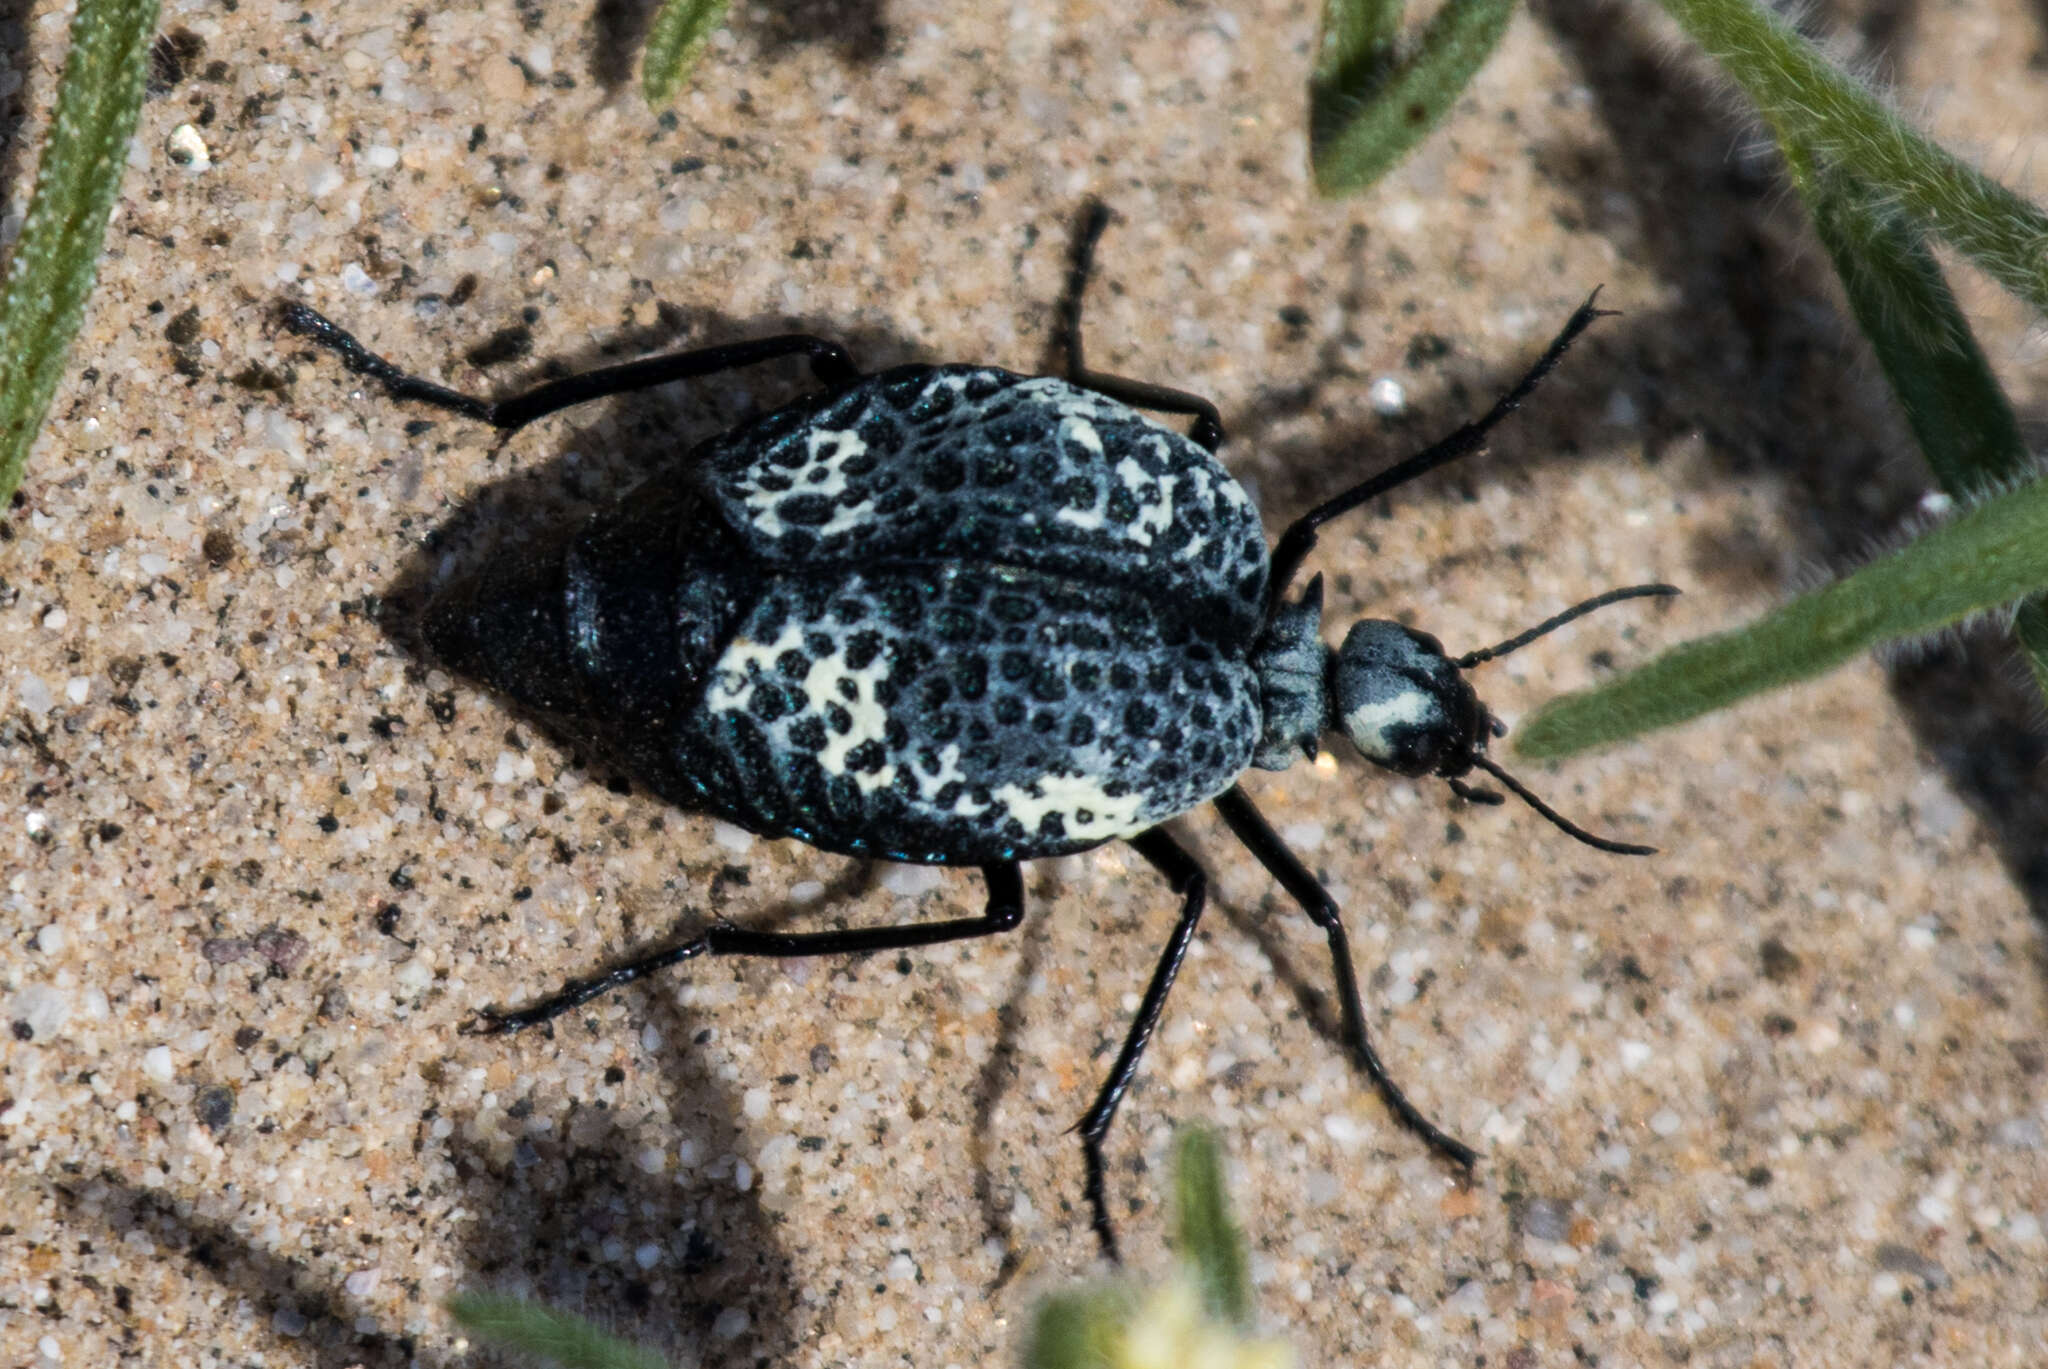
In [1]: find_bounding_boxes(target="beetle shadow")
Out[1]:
[0,0,37,219]
[588,0,890,94]
[1527,0,2048,919]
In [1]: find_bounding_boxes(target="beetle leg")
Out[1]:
[464,862,1024,1035]
[280,302,861,432]
[1054,200,1226,452]
[1212,785,1481,1170]
[1075,828,1209,1264]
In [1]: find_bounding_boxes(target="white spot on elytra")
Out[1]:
[736,426,875,539]
[705,623,897,792]
[1342,689,1433,762]
[991,771,1148,842]
[910,743,988,816]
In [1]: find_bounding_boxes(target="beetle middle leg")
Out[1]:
[1212,785,1480,1169]
[1054,199,1226,453]
[279,303,861,432]
[465,862,1024,1035]
[1076,827,1210,1264]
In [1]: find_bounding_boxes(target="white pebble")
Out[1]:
[15,673,53,715]
[1648,1107,1682,1137]
[64,677,89,705]
[789,880,825,903]
[743,1086,771,1119]
[1618,1040,1652,1071]
[340,263,377,296]
[41,606,67,631]
[12,985,71,1039]
[635,1242,663,1269]
[37,1335,60,1363]
[343,1269,381,1297]
[142,1045,175,1083]
[881,863,946,897]
[32,923,65,954]
[166,123,211,170]
[712,821,754,853]
[365,144,400,169]
[733,1159,754,1192]
[1279,820,1325,850]
[1368,376,1407,416]
[712,1307,750,1339]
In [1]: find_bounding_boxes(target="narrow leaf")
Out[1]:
[447,1292,672,1369]
[0,0,161,510]
[1311,0,1517,197]
[1173,1129,1251,1329]
[642,0,731,107]
[1514,473,2048,757]
[1784,141,2048,690]
[1653,0,2048,316]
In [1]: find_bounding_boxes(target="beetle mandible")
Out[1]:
[283,203,1672,1261]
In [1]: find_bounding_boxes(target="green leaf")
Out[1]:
[447,1292,673,1369]
[1653,0,2048,318]
[0,0,161,511]
[1173,1128,1250,1330]
[1311,0,1517,197]
[1513,471,2048,758]
[1021,1286,1134,1369]
[1782,140,2048,691]
[642,0,732,107]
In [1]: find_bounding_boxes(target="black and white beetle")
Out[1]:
[283,205,1672,1261]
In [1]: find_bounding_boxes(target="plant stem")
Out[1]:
[0,0,161,509]
[1515,472,2048,757]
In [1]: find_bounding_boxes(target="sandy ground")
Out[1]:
[3,1,2046,1365]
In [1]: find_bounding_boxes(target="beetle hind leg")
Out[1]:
[280,302,861,433]
[463,861,1026,1035]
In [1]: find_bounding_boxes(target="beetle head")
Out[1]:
[1262,581,1677,856]
[1331,619,1487,780]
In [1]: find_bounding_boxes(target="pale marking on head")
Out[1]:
[991,771,1149,842]
[1343,689,1435,762]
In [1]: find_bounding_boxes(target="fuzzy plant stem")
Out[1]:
[1311,0,1517,196]
[447,1292,672,1369]
[0,0,160,509]
[642,0,732,106]
[1515,472,2048,758]
[1653,0,2048,315]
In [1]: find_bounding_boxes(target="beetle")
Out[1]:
[282,204,1671,1261]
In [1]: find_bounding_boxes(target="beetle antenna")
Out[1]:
[1266,291,1615,612]
[1466,755,1655,855]
[1455,584,1678,669]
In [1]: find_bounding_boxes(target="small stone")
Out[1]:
[1520,1196,1572,1242]
[166,123,211,170]
[142,1045,175,1083]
